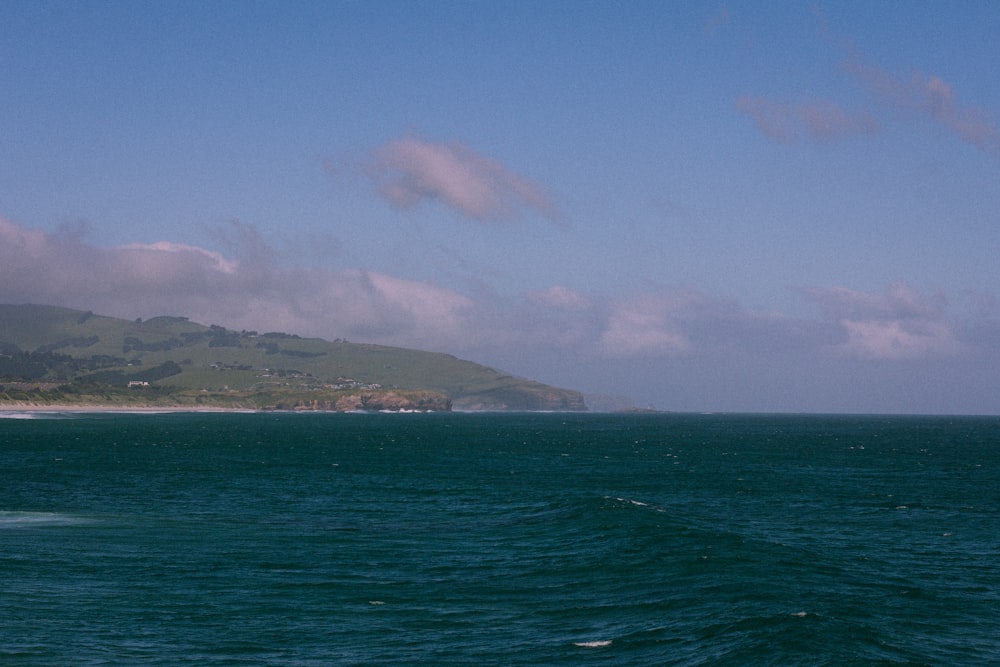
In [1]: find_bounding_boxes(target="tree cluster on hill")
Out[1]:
[0,347,129,381]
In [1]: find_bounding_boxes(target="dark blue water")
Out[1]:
[2,412,998,665]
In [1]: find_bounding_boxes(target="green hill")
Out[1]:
[0,304,586,411]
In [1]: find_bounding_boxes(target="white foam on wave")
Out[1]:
[605,495,666,512]
[0,411,42,419]
[608,495,648,507]
[0,511,92,528]
[0,411,77,419]
[573,640,612,648]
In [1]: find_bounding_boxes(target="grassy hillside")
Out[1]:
[0,304,586,411]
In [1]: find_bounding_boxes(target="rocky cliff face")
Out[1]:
[451,385,587,412]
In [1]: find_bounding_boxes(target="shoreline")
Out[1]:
[0,402,448,414]
[0,402,245,413]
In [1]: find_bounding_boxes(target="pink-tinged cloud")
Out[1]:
[1,217,50,256]
[847,60,1000,157]
[737,96,878,142]
[0,217,476,351]
[3,217,996,387]
[598,293,702,357]
[802,283,961,360]
[837,319,958,360]
[371,137,557,222]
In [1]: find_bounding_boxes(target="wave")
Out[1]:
[0,511,93,528]
[0,411,78,419]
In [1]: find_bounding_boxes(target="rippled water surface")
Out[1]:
[2,412,998,665]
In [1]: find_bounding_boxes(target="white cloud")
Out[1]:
[0,217,50,256]
[118,242,239,275]
[0,217,476,351]
[598,293,698,357]
[802,283,962,360]
[838,319,959,360]
[370,137,557,222]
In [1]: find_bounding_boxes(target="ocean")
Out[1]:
[1,412,998,665]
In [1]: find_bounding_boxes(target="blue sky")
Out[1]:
[2,1,999,413]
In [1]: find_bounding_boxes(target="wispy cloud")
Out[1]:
[369,137,558,222]
[738,15,1000,158]
[803,283,946,321]
[737,96,878,143]
[846,59,1000,158]
[703,6,731,36]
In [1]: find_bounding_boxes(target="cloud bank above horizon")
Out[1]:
[3,214,998,413]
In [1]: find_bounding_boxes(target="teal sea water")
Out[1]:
[2,412,998,665]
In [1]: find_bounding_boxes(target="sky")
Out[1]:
[2,1,999,414]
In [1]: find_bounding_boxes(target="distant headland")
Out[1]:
[0,304,587,412]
